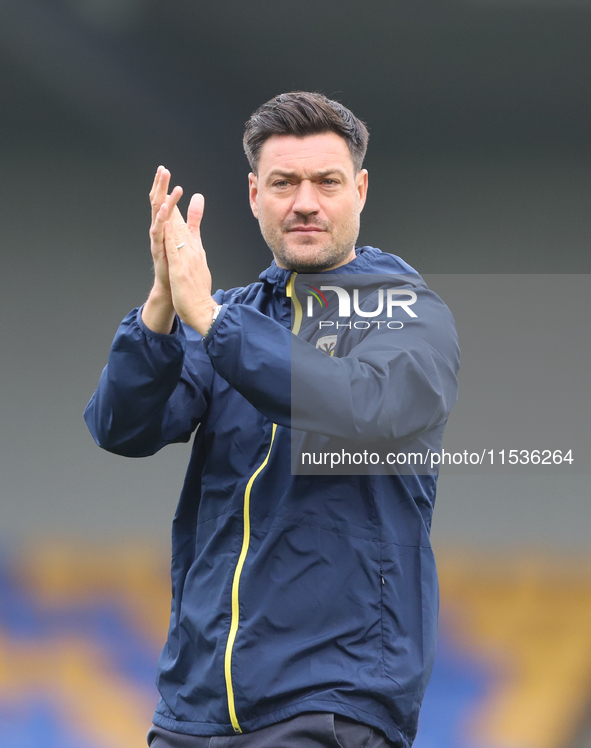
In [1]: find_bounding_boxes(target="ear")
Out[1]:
[356,169,369,212]
[248,172,259,218]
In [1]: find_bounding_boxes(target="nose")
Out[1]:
[291,179,320,218]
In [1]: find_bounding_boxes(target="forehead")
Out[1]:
[257,132,354,176]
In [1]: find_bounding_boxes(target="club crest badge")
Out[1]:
[315,334,337,356]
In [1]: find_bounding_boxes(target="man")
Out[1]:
[85,92,460,748]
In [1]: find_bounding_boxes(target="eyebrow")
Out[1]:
[266,168,348,181]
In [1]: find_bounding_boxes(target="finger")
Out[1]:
[172,216,193,251]
[155,168,171,204]
[187,193,205,240]
[151,167,171,222]
[150,202,169,247]
[165,185,183,217]
[150,167,166,223]
[163,220,182,267]
[148,165,163,202]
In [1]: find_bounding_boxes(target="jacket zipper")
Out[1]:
[224,272,298,732]
[224,422,277,732]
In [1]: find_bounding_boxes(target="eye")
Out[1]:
[322,179,339,186]
[273,180,291,188]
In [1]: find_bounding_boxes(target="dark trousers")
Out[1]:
[147,712,397,748]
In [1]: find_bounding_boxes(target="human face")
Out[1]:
[248,132,368,273]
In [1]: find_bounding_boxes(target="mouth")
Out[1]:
[287,227,326,234]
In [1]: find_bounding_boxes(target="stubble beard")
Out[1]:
[259,212,361,273]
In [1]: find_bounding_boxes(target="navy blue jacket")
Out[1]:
[84,247,460,747]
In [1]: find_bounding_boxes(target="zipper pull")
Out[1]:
[380,567,385,585]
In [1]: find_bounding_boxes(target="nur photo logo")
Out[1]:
[303,282,419,330]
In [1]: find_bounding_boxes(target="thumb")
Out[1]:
[187,193,205,240]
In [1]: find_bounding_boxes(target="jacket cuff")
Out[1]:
[136,304,182,341]
[202,303,230,343]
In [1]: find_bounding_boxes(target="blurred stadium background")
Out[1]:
[1,1,590,746]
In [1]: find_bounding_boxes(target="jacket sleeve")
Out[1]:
[84,307,214,457]
[202,287,459,443]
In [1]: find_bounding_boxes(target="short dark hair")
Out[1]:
[243,91,369,174]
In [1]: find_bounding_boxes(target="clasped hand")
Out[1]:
[145,165,216,336]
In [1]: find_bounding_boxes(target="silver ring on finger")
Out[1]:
[175,242,185,250]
